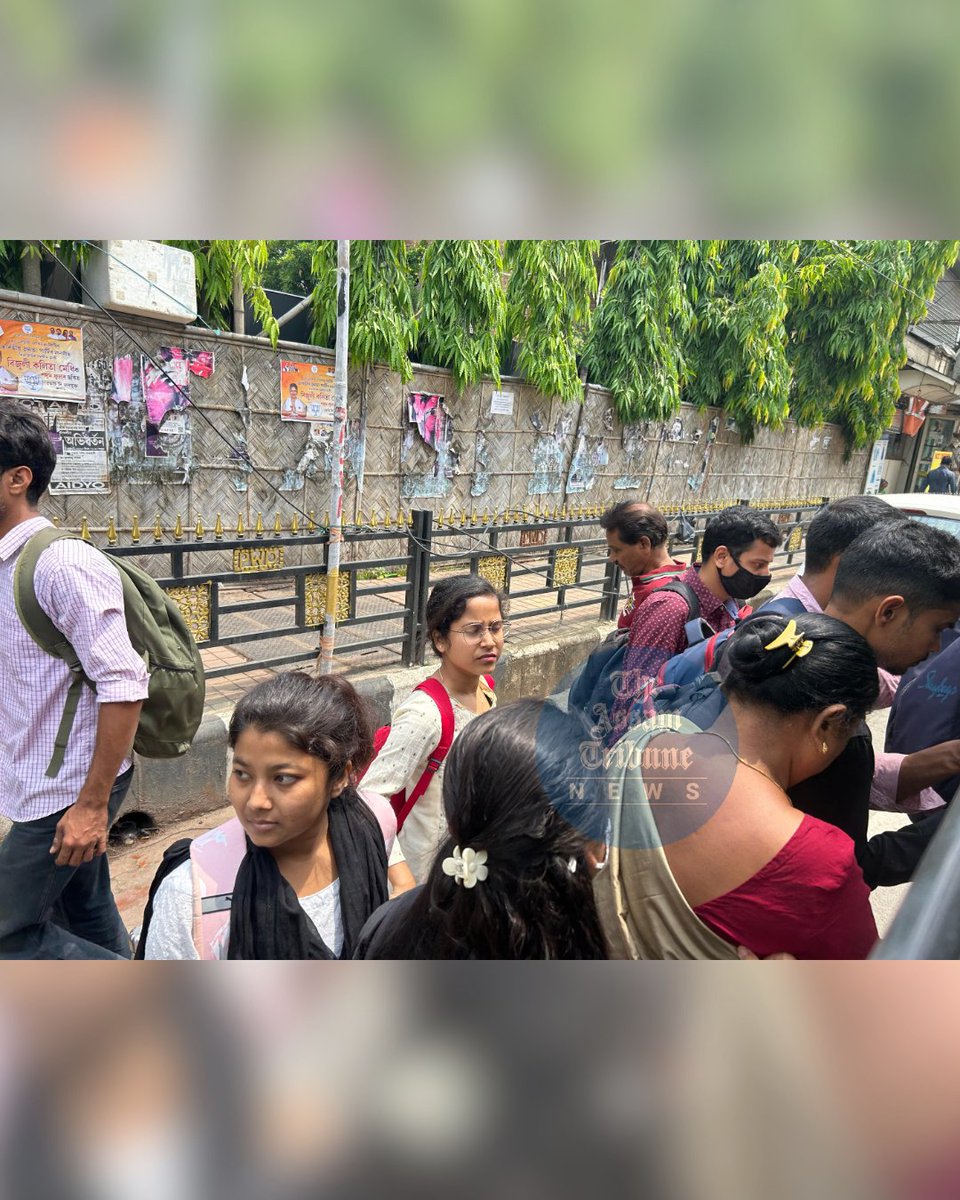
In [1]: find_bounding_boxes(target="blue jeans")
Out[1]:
[0,768,134,960]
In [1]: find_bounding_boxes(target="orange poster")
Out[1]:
[0,319,86,401]
[279,360,335,423]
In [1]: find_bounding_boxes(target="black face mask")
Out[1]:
[719,554,771,600]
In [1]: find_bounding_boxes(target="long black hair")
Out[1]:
[371,699,610,959]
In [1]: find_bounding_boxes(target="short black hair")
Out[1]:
[804,496,908,574]
[942,455,953,466]
[833,519,960,613]
[599,501,668,548]
[0,398,57,504]
[721,611,879,724]
[701,506,781,561]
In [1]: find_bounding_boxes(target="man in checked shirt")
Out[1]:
[0,400,149,958]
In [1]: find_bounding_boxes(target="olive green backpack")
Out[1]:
[13,527,205,778]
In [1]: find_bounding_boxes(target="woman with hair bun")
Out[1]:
[355,699,610,959]
[596,612,882,960]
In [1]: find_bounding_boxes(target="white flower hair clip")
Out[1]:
[441,845,489,888]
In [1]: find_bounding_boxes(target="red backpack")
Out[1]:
[359,676,495,831]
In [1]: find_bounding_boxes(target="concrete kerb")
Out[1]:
[117,619,614,834]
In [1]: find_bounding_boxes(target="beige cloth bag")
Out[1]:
[594,719,739,960]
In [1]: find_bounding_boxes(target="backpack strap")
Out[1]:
[13,528,98,778]
[656,579,701,621]
[394,678,456,830]
[655,580,717,647]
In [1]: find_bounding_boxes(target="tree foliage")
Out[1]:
[309,240,418,382]
[581,240,698,420]
[167,240,279,344]
[418,240,506,389]
[2,238,957,450]
[585,238,960,449]
[262,240,314,293]
[503,240,599,401]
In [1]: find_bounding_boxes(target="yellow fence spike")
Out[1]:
[106,518,117,545]
[470,510,477,525]
[255,511,264,537]
[131,515,141,543]
[173,515,183,541]
[322,511,330,529]
[407,511,413,528]
[80,517,92,542]
[437,510,444,528]
[460,510,467,526]
[152,516,163,542]
[236,514,245,537]
[214,513,224,539]
[290,513,299,535]
[195,518,205,539]
[307,511,317,533]
[358,510,366,528]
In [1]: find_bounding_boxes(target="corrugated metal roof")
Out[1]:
[910,269,960,348]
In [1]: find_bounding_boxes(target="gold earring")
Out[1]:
[821,741,829,754]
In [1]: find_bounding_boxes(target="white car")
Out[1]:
[878,492,960,540]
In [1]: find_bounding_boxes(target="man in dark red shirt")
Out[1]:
[600,501,686,633]
[609,505,782,738]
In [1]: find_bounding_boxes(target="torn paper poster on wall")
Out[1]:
[20,395,109,495]
[187,349,214,378]
[401,392,459,497]
[566,434,609,494]
[142,347,191,458]
[471,430,491,498]
[527,418,570,496]
[401,441,461,499]
[112,356,133,405]
[407,392,450,452]
[614,423,646,490]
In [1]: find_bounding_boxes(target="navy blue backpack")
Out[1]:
[568,580,713,733]
[643,595,810,731]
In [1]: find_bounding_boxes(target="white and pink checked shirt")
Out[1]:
[0,516,150,823]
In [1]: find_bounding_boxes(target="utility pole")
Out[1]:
[318,240,350,675]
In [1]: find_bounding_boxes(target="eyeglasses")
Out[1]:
[448,621,510,643]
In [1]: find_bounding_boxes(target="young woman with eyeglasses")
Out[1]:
[361,574,507,883]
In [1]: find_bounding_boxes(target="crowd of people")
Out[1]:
[4,394,960,959]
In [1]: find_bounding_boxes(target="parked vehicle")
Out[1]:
[877,493,960,540]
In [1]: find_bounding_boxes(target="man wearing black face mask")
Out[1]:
[609,506,781,740]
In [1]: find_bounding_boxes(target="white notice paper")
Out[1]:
[490,390,515,417]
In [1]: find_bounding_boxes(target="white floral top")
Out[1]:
[362,678,496,884]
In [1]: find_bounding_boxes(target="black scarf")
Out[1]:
[227,787,389,959]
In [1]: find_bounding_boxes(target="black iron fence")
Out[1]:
[102,497,829,679]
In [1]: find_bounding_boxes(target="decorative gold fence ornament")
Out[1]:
[551,547,581,588]
[165,582,212,644]
[477,555,508,592]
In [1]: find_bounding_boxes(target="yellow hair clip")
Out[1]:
[763,619,814,669]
